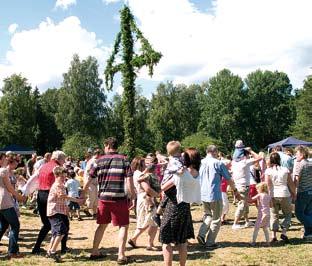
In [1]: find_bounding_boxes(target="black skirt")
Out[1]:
[159,186,194,244]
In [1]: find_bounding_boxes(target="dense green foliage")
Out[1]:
[0,64,302,157]
[0,74,36,147]
[104,5,161,159]
[198,69,246,151]
[291,76,312,141]
[56,54,107,139]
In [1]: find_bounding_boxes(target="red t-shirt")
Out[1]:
[221,177,228,193]
[38,160,59,190]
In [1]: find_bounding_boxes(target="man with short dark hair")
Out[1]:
[83,137,135,263]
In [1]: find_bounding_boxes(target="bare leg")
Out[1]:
[130,227,148,244]
[147,226,157,248]
[118,225,128,260]
[48,236,55,253]
[162,244,173,266]
[51,235,64,253]
[178,243,187,266]
[91,224,108,255]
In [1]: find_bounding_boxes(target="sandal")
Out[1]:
[117,256,135,265]
[89,253,107,260]
[128,239,138,249]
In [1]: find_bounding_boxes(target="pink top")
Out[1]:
[254,192,271,228]
[47,182,68,216]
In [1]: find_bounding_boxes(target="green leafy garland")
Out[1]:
[104,5,162,159]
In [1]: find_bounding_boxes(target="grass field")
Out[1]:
[0,202,311,266]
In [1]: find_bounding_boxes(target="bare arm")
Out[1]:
[227,178,241,200]
[3,174,24,201]
[161,178,175,192]
[126,176,136,199]
[287,173,296,196]
[265,174,273,196]
[141,181,159,197]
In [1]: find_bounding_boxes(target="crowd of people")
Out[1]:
[0,137,311,265]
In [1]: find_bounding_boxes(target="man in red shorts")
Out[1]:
[83,137,135,264]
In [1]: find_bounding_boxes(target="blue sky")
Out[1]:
[1,0,312,96]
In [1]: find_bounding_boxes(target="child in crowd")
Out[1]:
[137,163,161,212]
[153,141,185,226]
[250,182,272,247]
[65,168,82,221]
[47,166,83,262]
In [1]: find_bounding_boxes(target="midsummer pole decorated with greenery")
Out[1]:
[104,5,162,159]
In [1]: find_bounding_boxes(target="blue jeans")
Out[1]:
[295,191,312,236]
[0,207,20,254]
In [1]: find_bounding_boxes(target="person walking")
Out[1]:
[32,151,68,254]
[198,145,240,248]
[83,137,136,264]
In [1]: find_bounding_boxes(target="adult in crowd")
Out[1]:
[0,166,25,259]
[231,140,262,229]
[83,148,101,218]
[26,153,37,178]
[273,145,294,173]
[265,152,296,242]
[160,147,201,266]
[128,156,159,251]
[32,151,67,254]
[198,145,240,247]
[293,146,312,239]
[33,153,52,172]
[83,137,136,264]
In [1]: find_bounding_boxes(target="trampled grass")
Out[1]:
[1,202,311,266]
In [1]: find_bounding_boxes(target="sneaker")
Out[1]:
[281,234,289,243]
[271,237,278,244]
[47,252,61,263]
[205,243,221,250]
[61,247,72,254]
[232,224,244,230]
[249,242,256,247]
[31,248,46,255]
[152,215,161,227]
[302,234,312,240]
[244,221,254,228]
[197,235,206,246]
[8,253,24,259]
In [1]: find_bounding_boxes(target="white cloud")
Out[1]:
[8,23,18,34]
[103,0,122,4]
[127,0,312,88]
[0,16,108,90]
[55,0,76,10]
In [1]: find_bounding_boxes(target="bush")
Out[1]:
[181,132,226,157]
[62,133,100,160]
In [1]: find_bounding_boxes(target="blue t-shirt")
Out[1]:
[65,179,80,198]
[199,155,231,202]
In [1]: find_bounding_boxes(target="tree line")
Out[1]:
[0,55,311,158]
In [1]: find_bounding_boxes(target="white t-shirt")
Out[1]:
[174,170,201,204]
[232,158,255,188]
[265,166,290,197]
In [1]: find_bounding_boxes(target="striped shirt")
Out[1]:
[294,159,312,193]
[90,152,132,202]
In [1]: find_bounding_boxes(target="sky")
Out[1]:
[1,0,312,97]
